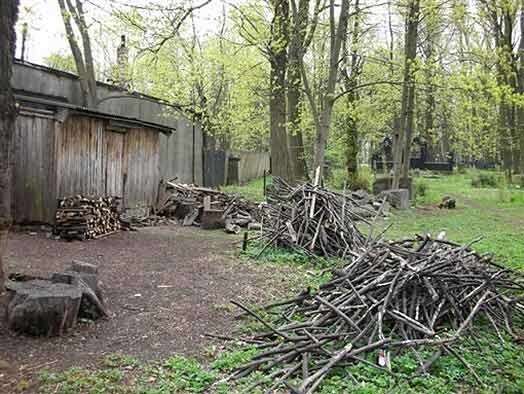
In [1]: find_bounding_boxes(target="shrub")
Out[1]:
[457,165,468,174]
[415,181,428,198]
[327,167,373,192]
[349,172,373,192]
[471,172,501,188]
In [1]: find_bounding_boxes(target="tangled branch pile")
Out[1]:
[258,177,385,259]
[157,182,260,227]
[228,236,524,393]
[55,196,121,240]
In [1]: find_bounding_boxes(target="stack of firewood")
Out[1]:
[225,235,524,393]
[156,181,260,228]
[55,195,121,240]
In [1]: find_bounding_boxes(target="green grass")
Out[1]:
[37,333,524,394]
[34,170,524,394]
[378,170,524,268]
[222,176,270,202]
[316,332,524,394]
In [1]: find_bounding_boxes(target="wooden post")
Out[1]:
[242,231,249,251]
[309,166,321,219]
[263,170,267,196]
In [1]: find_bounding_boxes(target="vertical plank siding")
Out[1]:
[13,114,57,223]
[104,131,124,197]
[13,112,162,223]
[56,116,105,197]
[123,128,160,207]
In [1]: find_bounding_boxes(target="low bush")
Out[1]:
[457,165,468,174]
[471,172,501,188]
[415,181,428,198]
[327,167,373,192]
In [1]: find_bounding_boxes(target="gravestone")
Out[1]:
[378,189,410,210]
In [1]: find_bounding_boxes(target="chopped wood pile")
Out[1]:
[55,196,121,240]
[227,236,524,393]
[156,182,260,229]
[257,177,386,259]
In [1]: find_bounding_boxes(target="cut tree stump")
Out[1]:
[51,261,107,320]
[6,280,82,336]
[201,209,225,229]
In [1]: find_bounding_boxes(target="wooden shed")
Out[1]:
[13,95,173,224]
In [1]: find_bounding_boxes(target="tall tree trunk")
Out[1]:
[58,0,97,108]
[392,0,420,189]
[424,85,435,161]
[343,0,361,185]
[269,0,293,182]
[0,0,19,291]
[287,0,321,181]
[423,33,436,161]
[73,0,97,107]
[344,91,359,184]
[312,0,351,175]
[518,0,524,174]
[287,8,308,181]
[487,4,518,179]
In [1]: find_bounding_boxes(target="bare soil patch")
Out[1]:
[0,226,288,391]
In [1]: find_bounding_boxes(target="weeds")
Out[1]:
[471,171,502,188]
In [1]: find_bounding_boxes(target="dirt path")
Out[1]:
[0,226,287,392]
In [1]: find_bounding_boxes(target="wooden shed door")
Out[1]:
[13,114,57,223]
[104,131,124,197]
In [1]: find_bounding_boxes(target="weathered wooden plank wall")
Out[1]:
[226,150,270,185]
[57,117,160,208]
[103,131,124,197]
[123,128,160,207]
[56,116,105,198]
[13,113,57,223]
[14,113,162,223]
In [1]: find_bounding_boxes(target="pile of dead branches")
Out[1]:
[266,177,385,219]
[257,177,385,259]
[55,195,121,240]
[225,236,524,393]
[156,181,260,228]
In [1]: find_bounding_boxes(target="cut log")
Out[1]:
[224,219,241,234]
[6,280,82,336]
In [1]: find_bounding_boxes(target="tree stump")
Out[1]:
[51,261,108,320]
[201,209,225,229]
[6,280,82,336]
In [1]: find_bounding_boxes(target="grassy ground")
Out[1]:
[380,170,524,269]
[35,170,524,394]
[222,177,269,202]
